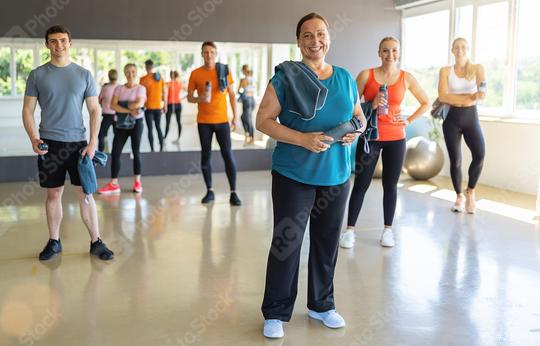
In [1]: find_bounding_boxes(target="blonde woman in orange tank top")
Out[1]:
[339,37,430,250]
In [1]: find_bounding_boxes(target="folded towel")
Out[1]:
[358,101,379,153]
[431,97,450,120]
[274,61,328,121]
[216,63,229,92]
[78,151,108,202]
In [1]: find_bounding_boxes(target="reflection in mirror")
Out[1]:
[0,38,300,157]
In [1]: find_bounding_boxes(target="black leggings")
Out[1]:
[144,109,164,151]
[165,103,182,139]
[347,138,406,227]
[97,114,115,152]
[443,106,485,194]
[111,118,143,178]
[197,123,237,191]
[241,96,255,137]
[262,171,350,321]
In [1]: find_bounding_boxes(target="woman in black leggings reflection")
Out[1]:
[98,64,146,195]
[438,38,486,214]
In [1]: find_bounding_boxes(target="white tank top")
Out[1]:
[244,76,256,94]
[448,66,477,94]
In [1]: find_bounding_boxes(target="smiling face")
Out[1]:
[297,18,330,62]
[202,45,217,66]
[452,38,469,60]
[124,65,137,83]
[45,32,71,59]
[378,39,400,66]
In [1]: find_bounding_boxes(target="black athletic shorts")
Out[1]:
[37,139,87,188]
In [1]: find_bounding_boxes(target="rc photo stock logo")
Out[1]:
[2,0,71,38]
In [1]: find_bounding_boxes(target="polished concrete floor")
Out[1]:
[0,171,539,345]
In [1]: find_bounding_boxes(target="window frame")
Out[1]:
[402,0,538,119]
[0,38,271,99]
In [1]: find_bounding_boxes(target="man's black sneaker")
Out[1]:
[230,192,242,206]
[39,239,62,261]
[201,190,215,204]
[90,238,114,261]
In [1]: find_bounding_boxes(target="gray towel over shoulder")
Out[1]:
[274,61,328,120]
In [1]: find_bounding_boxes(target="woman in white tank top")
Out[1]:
[438,38,487,214]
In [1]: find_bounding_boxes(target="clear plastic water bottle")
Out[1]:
[378,84,388,116]
[204,81,212,103]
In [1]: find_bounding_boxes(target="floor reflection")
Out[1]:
[0,172,538,345]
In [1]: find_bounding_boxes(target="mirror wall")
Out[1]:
[0,38,300,156]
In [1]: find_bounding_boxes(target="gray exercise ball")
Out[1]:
[403,136,444,180]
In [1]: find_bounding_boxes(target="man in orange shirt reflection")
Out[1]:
[188,42,241,206]
[140,59,167,152]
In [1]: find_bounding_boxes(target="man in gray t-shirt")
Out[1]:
[22,25,114,262]
[25,61,98,142]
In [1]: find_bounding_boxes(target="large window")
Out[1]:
[96,50,115,86]
[402,0,540,119]
[15,49,33,96]
[475,1,509,108]
[0,40,291,101]
[455,5,473,44]
[516,0,540,113]
[0,47,10,96]
[402,10,449,108]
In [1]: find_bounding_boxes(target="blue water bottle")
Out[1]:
[378,84,388,116]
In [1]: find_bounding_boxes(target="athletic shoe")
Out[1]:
[201,190,215,204]
[229,192,242,206]
[308,309,346,329]
[380,228,395,247]
[263,319,284,338]
[133,180,143,193]
[90,238,114,260]
[451,194,465,212]
[98,182,120,194]
[339,229,355,249]
[39,239,62,261]
[465,189,476,214]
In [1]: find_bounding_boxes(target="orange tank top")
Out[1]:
[167,80,182,104]
[363,69,407,141]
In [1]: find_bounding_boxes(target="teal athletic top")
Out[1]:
[271,65,358,186]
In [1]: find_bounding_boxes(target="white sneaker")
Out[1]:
[380,228,395,247]
[339,230,355,249]
[263,319,284,338]
[308,309,346,329]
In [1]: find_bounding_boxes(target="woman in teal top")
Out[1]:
[256,12,366,339]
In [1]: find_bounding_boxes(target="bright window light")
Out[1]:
[408,184,438,194]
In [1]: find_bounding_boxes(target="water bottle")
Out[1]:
[378,84,388,116]
[478,81,487,93]
[323,117,364,144]
[204,81,212,103]
[477,81,487,105]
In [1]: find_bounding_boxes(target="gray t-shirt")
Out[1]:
[25,62,98,142]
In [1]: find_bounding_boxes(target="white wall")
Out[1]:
[439,119,540,196]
